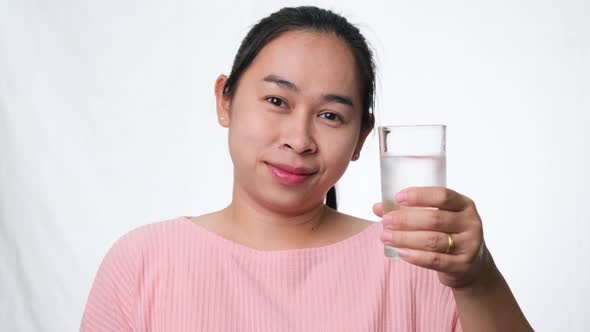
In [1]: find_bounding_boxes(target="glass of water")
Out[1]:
[378,125,447,258]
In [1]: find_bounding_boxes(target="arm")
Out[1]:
[80,235,137,332]
[452,247,533,332]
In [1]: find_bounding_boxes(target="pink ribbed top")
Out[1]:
[81,217,462,332]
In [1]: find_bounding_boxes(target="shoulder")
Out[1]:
[102,217,192,264]
[89,217,201,292]
[116,217,188,244]
[82,217,189,330]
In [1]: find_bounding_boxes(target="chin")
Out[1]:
[258,189,322,214]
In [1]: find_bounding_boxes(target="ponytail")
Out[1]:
[326,186,337,210]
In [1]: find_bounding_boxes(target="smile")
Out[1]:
[265,162,318,185]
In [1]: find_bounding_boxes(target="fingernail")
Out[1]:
[396,248,410,257]
[380,230,392,243]
[382,214,393,225]
[395,191,408,205]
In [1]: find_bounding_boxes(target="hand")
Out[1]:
[374,187,490,289]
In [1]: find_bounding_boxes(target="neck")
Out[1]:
[217,185,330,251]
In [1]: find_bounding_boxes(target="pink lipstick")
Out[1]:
[265,162,317,185]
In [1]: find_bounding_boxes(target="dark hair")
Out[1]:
[223,6,376,210]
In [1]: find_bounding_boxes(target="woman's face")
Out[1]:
[216,30,370,213]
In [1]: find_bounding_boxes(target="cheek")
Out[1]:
[228,111,275,165]
[319,132,358,175]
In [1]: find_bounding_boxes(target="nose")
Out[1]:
[281,114,317,155]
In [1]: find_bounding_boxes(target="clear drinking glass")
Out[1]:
[378,125,447,258]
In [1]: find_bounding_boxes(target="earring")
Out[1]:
[219,116,225,121]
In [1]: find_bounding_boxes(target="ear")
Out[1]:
[351,126,372,161]
[214,75,231,128]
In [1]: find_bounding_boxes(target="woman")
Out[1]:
[81,6,532,331]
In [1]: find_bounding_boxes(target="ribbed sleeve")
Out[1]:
[80,218,462,332]
[81,234,138,332]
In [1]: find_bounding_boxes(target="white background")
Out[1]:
[1,0,588,331]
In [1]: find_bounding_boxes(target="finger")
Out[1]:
[372,202,383,218]
[396,248,461,273]
[382,209,463,233]
[381,230,455,253]
[396,187,471,212]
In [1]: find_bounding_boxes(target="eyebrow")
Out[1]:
[262,74,299,92]
[322,93,354,107]
[262,74,355,108]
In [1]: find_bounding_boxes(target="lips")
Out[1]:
[265,161,318,185]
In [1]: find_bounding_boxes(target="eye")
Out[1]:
[266,96,286,108]
[319,112,343,122]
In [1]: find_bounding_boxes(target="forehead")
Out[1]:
[244,30,361,101]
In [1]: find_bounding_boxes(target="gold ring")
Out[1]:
[445,233,455,254]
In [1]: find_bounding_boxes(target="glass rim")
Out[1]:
[377,124,446,129]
